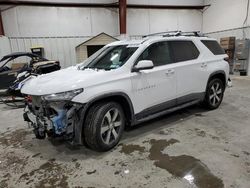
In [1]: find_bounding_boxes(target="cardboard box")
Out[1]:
[220,43,235,50]
[225,49,234,59]
[220,37,236,50]
[220,37,235,41]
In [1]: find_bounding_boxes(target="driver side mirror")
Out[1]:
[132,60,154,72]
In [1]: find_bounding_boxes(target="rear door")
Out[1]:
[169,40,207,104]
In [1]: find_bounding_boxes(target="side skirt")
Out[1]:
[133,92,205,125]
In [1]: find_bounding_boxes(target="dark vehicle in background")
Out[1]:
[0,52,60,97]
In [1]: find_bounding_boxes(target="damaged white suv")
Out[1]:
[22,32,229,151]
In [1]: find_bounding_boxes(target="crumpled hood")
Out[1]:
[21,67,108,95]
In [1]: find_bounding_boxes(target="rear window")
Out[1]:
[169,41,200,63]
[201,40,225,55]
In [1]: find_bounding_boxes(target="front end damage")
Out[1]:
[23,95,83,144]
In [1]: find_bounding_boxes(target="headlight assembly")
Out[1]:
[41,88,83,101]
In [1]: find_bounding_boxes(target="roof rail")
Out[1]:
[174,31,205,37]
[143,31,205,38]
[142,31,181,38]
[163,31,205,37]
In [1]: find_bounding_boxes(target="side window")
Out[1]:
[201,40,225,55]
[137,42,173,67]
[169,41,200,63]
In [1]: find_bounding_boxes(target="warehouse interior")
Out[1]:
[0,0,250,187]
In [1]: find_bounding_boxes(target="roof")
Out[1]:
[107,39,144,46]
[0,52,48,62]
[106,35,213,47]
[76,32,119,48]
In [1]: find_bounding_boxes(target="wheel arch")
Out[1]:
[207,70,227,90]
[82,92,135,126]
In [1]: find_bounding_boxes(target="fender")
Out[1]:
[208,70,226,80]
[84,92,134,118]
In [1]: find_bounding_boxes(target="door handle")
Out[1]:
[201,62,207,68]
[165,69,175,76]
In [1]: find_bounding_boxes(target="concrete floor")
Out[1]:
[0,76,250,188]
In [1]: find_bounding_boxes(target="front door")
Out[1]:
[130,41,177,119]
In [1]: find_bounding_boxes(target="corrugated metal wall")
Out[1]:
[0,36,11,58]
[8,37,89,68]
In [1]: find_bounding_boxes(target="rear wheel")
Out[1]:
[204,78,224,110]
[84,102,125,151]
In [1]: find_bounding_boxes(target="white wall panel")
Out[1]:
[127,9,150,35]
[1,8,20,37]
[203,0,250,41]
[177,10,202,31]
[0,36,11,59]
[2,6,119,37]
[149,10,178,34]
[90,8,119,36]
[128,9,202,36]
[17,7,58,37]
[56,8,92,36]
[203,0,250,33]
[7,37,89,68]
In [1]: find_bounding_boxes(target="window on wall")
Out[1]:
[169,41,200,63]
[137,42,173,66]
[201,40,225,55]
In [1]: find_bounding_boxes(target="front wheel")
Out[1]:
[203,78,225,110]
[84,102,125,151]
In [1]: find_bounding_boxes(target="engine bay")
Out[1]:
[23,95,81,141]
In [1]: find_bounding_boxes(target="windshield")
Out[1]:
[0,56,33,71]
[82,45,138,70]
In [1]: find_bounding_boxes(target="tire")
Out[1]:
[203,78,225,110]
[84,102,125,152]
[34,127,46,139]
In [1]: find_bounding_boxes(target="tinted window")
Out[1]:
[201,40,225,55]
[169,41,200,63]
[137,42,173,66]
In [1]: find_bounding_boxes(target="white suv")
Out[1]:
[22,32,229,151]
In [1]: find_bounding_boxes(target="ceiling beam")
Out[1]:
[127,4,208,9]
[0,1,209,10]
[0,11,4,36]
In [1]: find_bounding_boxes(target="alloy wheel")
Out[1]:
[101,108,122,144]
[209,82,223,106]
